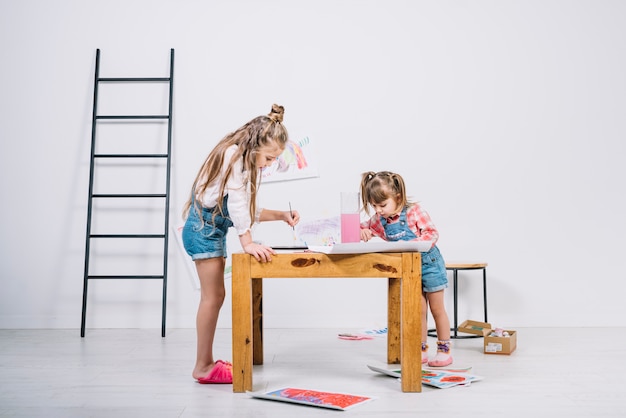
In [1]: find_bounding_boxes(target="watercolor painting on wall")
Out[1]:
[261,136,318,183]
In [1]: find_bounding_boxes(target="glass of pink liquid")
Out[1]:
[340,192,361,243]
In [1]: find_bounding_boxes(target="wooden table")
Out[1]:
[231,251,423,393]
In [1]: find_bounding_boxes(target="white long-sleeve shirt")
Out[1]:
[196,145,261,235]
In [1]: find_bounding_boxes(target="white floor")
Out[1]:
[1,327,625,417]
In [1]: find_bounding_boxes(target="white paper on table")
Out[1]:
[307,240,432,254]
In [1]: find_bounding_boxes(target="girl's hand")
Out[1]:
[242,242,276,263]
[360,228,373,242]
[285,210,300,227]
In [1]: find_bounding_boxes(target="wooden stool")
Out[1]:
[428,262,488,339]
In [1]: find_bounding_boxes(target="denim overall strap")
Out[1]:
[381,207,417,242]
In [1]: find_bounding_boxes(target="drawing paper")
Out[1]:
[308,240,432,254]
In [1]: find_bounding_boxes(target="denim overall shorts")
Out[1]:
[381,208,448,292]
[182,195,234,260]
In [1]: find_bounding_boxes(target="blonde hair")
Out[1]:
[183,104,289,225]
[359,171,410,216]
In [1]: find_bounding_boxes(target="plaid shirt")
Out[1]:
[361,202,439,247]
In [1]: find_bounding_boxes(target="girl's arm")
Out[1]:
[360,215,385,242]
[238,230,275,262]
[221,148,280,262]
[224,148,254,235]
[237,208,300,262]
[408,203,439,244]
[258,208,300,227]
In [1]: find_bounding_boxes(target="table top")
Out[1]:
[233,251,421,279]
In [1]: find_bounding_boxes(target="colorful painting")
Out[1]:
[367,365,482,389]
[261,136,318,183]
[249,387,374,410]
[421,369,482,389]
[295,216,340,246]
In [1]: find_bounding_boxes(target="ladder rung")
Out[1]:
[92,193,166,198]
[87,275,165,279]
[90,234,165,238]
[95,154,168,158]
[98,77,170,82]
[96,115,169,120]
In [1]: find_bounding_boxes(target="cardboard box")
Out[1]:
[484,330,517,354]
[457,320,492,337]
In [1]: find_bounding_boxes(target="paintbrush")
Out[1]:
[289,202,297,241]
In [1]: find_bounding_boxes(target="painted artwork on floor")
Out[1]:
[367,365,483,389]
[249,387,374,410]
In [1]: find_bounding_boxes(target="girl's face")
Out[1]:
[255,142,283,170]
[371,193,401,219]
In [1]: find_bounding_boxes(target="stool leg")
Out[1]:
[453,269,458,338]
[483,268,488,323]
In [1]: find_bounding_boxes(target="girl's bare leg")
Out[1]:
[427,290,450,341]
[192,257,226,380]
[427,290,453,366]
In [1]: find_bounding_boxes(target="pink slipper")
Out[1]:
[428,355,453,368]
[197,360,233,384]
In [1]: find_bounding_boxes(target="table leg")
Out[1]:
[252,278,263,365]
[387,277,401,364]
[453,269,459,337]
[400,252,422,392]
[232,254,253,392]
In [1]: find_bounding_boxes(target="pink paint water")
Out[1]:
[341,213,361,243]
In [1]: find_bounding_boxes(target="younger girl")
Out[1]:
[359,171,452,367]
[182,104,300,384]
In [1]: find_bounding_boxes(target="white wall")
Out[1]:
[1,0,625,331]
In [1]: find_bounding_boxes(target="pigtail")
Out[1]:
[360,171,376,215]
[390,172,409,210]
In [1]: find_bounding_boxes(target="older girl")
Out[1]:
[182,104,300,383]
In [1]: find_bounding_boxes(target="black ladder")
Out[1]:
[81,49,175,337]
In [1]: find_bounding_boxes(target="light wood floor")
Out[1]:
[1,327,625,417]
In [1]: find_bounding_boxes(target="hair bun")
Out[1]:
[268,104,285,123]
